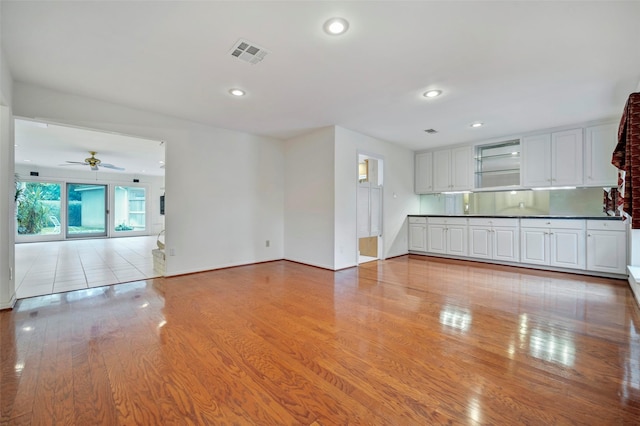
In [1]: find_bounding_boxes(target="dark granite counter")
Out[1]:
[408,214,623,221]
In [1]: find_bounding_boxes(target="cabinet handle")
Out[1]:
[588,234,591,237]
[549,232,554,235]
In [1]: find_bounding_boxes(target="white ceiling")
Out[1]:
[3,1,640,165]
[14,119,166,176]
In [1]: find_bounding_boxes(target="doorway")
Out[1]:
[357,154,383,264]
[66,183,108,238]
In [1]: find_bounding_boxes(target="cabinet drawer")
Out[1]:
[587,220,625,231]
[409,217,427,224]
[428,217,468,226]
[469,218,519,227]
[521,219,585,230]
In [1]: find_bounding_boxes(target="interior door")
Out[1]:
[66,183,108,238]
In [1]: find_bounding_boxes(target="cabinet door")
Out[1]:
[585,123,618,187]
[522,134,552,187]
[586,230,626,274]
[550,228,585,270]
[552,128,583,186]
[433,149,451,192]
[521,227,548,265]
[446,225,468,256]
[493,226,520,262]
[415,152,433,194]
[427,224,447,254]
[409,224,427,252]
[451,146,473,191]
[469,226,492,259]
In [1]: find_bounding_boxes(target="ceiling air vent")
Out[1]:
[229,39,269,64]
[424,129,438,134]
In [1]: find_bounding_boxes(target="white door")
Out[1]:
[586,230,626,274]
[584,124,618,187]
[552,128,583,186]
[469,226,492,259]
[427,223,447,254]
[522,134,551,187]
[409,223,427,251]
[493,226,519,262]
[447,225,467,256]
[550,229,585,270]
[357,185,370,238]
[521,228,548,265]
[450,146,473,191]
[433,149,451,192]
[370,186,382,237]
[415,152,433,193]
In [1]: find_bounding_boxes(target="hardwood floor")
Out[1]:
[1,256,639,425]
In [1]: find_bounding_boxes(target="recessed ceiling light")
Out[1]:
[23,159,31,162]
[229,88,246,97]
[323,17,349,35]
[159,160,165,164]
[423,90,442,98]
[470,122,484,128]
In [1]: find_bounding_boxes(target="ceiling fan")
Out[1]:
[63,151,124,171]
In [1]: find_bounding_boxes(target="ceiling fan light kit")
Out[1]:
[64,151,125,171]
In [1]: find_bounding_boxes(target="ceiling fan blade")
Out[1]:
[65,161,87,164]
[101,163,125,171]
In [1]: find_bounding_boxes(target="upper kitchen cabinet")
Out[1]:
[522,128,583,188]
[475,139,521,189]
[433,146,473,192]
[584,123,618,187]
[415,151,433,194]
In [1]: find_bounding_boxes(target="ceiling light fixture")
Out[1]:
[423,90,442,98]
[323,17,349,35]
[229,88,246,97]
[471,122,484,128]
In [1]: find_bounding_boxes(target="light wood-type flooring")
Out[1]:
[1,256,639,424]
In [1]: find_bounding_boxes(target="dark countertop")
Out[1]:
[408,214,624,220]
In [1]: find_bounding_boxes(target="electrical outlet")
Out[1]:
[266,240,270,247]
[169,248,176,256]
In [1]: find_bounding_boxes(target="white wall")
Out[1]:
[13,83,285,276]
[283,127,335,269]
[0,39,16,309]
[334,126,419,268]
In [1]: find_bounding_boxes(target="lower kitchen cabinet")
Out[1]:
[521,219,585,270]
[408,217,427,252]
[586,220,627,274]
[427,217,468,256]
[469,218,519,262]
[408,216,626,277]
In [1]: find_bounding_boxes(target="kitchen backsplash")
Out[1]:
[420,187,614,216]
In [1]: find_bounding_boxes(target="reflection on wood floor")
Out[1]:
[1,255,639,424]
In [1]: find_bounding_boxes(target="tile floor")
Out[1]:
[15,236,160,299]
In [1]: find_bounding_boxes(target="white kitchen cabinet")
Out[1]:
[522,129,583,187]
[433,146,473,192]
[584,123,618,187]
[469,218,520,262]
[521,219,585,270]
[586,220,627,274]
[415,152,433,194]
[408,217,427,252]
[427,217,468,256]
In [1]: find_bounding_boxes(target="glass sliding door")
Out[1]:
[67,183,107,238]
[16,181,63,240]
[113,186,147,234]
